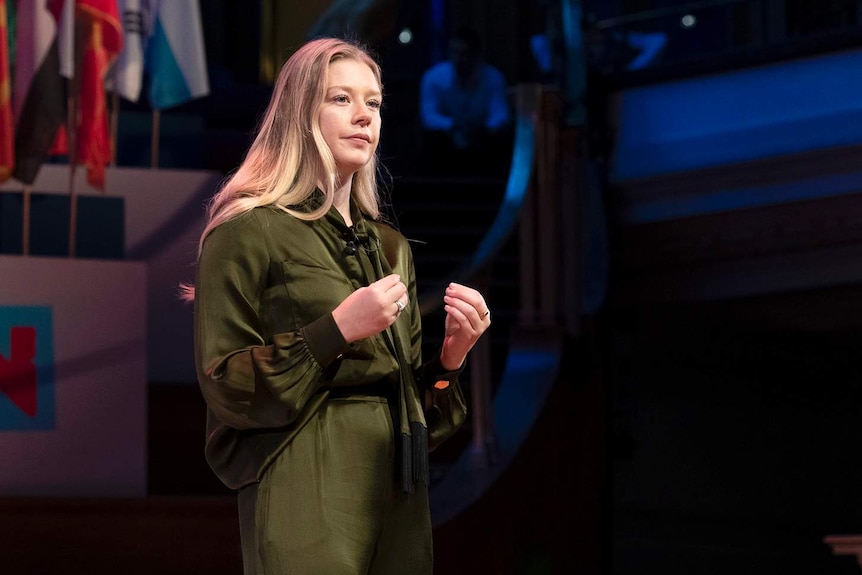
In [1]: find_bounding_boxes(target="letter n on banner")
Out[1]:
[0,307,55,430]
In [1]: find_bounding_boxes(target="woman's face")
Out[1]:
[319,58,382,181]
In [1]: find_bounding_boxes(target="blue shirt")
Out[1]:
[419,61,511,148]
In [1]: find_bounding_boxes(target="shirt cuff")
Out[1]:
[301,313,351,368]
[420,353,465,390]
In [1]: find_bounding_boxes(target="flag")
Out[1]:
[75,0,122,189]
[12,0,66,185]
[106,0,143,102]
[0,0,14,183]
[46,0,73,158]
[51,0,74,79]
[146,0,208,109]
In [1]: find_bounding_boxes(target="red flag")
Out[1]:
[0,0,14,183]
[45,0,72,158]
[75,0,122,189]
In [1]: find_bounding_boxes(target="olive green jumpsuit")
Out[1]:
[194,203,467,574]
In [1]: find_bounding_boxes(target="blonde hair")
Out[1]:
[199,37,383,253]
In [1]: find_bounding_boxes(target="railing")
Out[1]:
[425,83,571,526]
[587,0,862,84]
[417,83,543,460]
[416,84,542,314]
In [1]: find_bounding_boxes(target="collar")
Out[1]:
[324,199,379,250]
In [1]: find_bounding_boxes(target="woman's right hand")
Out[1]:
[332,274,408,343]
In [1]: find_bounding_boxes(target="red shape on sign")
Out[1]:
[0,327,37,417]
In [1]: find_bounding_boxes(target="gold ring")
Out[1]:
[395,300,405,313]
[481,309,490,318]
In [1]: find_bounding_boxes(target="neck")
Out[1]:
[333,177,353,226]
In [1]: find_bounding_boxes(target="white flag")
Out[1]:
[107,0,144,101]
[55,0,74,80]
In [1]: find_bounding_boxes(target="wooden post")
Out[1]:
[66,89,77,258]
[560,123,583,336]
[110,91,119,166]
[469,267,496,465]
[151,109,160,168]
[518,84,543,327]
[536,92,560,326]
[22,185,31,256]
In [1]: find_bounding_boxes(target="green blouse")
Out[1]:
[194,203,466,491]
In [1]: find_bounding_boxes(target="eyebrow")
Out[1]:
[327,85,383,98]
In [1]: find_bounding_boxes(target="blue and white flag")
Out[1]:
[145,0,209,109]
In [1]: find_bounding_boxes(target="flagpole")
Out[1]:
[67,5,83,258]
[110,91,119,166]
[22,185,31,256]
[151,109,160,168]
[67,86,77,258]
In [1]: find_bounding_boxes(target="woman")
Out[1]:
[190,38,491,574]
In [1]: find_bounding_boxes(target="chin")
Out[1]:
[337,157,373,177]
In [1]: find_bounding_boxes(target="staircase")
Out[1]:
[388,172,520,464]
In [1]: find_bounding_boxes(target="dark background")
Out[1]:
[19,1,862,573]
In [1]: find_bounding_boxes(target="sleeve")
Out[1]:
[194,213,351,431]
[484,67,511,131]
[419,66,456,132]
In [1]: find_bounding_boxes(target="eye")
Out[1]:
[367,99,382,110]
[333,94,349,104]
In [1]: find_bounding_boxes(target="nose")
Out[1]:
[353,103,372,126]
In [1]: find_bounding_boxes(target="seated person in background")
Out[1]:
[420,26,511,176]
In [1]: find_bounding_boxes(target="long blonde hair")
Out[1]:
[199,37,383,253]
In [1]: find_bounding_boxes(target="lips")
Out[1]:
[346,134,371,143]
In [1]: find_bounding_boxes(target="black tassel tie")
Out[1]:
[389,380,429,494]
[353,217,429,494]
[400,423,429,494]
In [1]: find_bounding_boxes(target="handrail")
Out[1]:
[589,0,862,84]
[415,83,543,464]
[416,84,574,526]
[593,0,747,30]
[417,83,542,315]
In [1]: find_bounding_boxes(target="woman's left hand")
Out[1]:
[439,282,491,371]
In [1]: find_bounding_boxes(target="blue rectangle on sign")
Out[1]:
[0,307,55,431]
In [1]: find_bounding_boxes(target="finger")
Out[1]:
[446,283,486,311]
[444,299,479,331]
[447,282,480,296]
[373,274,402,291]
[444,294,484,327]
[443,305,465,332]
[386,281,408,301]
[394,298,407,316]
